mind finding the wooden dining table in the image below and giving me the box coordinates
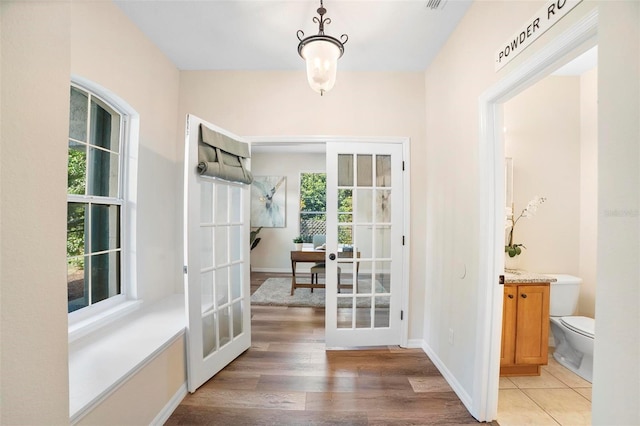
[290,250,359,295]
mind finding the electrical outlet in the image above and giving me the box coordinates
[448,328,454,345]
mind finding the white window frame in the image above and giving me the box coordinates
[68,76,140,340]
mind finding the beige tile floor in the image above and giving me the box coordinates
[497,350,592,425]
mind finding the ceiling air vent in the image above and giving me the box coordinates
[426,0,448,10]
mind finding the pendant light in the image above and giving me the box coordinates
[296,0,348,96]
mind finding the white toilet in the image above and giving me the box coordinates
[547,273,595,383]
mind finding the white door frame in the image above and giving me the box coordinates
[247,135,411,347]
[474,10,598,420]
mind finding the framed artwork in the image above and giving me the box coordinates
[251,176,286,227]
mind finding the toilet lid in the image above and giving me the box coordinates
[561,316,595,338]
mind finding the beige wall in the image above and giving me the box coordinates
[178,70,427,339]
[1,2,72,423]
[250,152,326,272]
[504,76,581,275]
[424,0,639,422]
[1,1,186,423]
[71,1,182,303]
[579,67,598,318]
[504,70,598,318]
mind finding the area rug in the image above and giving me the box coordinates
[251,277,388,308]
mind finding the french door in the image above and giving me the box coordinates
[325,142,405,347]
[183,114,251,392]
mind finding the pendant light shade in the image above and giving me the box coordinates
[297,1,348,96]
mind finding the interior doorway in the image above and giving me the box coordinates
[474,10,598,421]
[497,45,598,424]
[247,137,411,348]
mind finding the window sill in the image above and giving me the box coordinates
[68,294,185,423]
[69,298,143,343]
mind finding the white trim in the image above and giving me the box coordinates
[151,382,188,426]
[405,338,424,349]
[421,341,473,413]
[475,10,598,421]
[68,299,142,343]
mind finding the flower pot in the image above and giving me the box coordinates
[505,253,521,271]
[294,243,303,251]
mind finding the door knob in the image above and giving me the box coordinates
[508,294,514,299]
[329,253,336,260]
[521,293,527,298]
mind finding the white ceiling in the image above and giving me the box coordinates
[114,0,473,72]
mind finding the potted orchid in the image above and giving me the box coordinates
[505,196,547,263]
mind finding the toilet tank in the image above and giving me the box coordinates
[546,274,582,316]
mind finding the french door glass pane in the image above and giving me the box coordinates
[230,186,242,222]
[355,304,373,328]
[357,154,373,187]
[202,313,217,358]
[338,225,353,246]
[200,227,214,270]
[337,299,354,328]
[375,226,392,259]
[376,155,391,187]
[230,225,242,262]
[69,87,88,142]
[374,297,391,327]
[215,227,228,266]
[232,302,243,338]
[230,263,242,300]
[376,261,392,293]
[338,154,353,186]
[376,190,391,223]
[215,186,229,224]
[355,225,373,258]
[219,307,231,348]
[201,270,214,313]
[68,141,87,195]
[200,180,214,223]
[355,189,373,222]
[216,267,229,307]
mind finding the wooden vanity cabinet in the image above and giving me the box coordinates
[500,283,550,376]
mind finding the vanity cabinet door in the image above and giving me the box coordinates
[514,284,549,365]
[500,286,518,366]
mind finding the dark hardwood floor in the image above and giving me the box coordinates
[166,272,486,425]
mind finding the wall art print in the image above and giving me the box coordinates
[251,176,286,227]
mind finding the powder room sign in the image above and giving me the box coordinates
[495,0,583,71]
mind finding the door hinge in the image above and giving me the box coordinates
[499,274,505,285]
[401,310,404,320]
[183,265,188,274]
[402,235,405,246]
[402,161,405,171]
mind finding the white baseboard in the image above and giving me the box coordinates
[405,338,424,348]
[151,382,187,425]
[419,341,474,416]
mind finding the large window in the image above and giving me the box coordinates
[67,85,124,313]
[299,173,326,243]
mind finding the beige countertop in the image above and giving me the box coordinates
[504,270,557,284]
